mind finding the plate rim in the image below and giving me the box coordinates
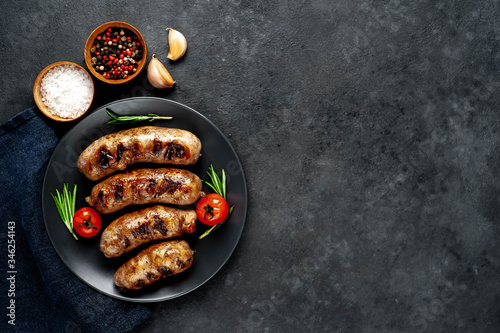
[41,96,248,302]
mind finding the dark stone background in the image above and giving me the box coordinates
[2,0,500,332]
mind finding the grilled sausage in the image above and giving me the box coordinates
[86,168,204,214]
[100,205,197,258]
[78,126,202,181]
[114,240,194,290]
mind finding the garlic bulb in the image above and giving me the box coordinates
[147,55,175,89]
[167,28,187,61]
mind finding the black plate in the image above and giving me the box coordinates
[41,97,247,302]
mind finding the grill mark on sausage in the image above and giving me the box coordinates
[98,147,113,168]
[114,182,123,201]
[164,142,186,160]
[162,178,182,195]
[132,143,140,157]
[146,178,157,195]
[116,143,125,162]
[123,236,131,248]
[153,177,183,198]
[132,223,151,239]
[153,139,162,156]
[152,215,169,236]
[98,190,104,204]
[159,266,172,276]
[176,259,186,269]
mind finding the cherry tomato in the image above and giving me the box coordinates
[196,193,229,225]
[73,207,102,238]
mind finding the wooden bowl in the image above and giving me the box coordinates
[33,61,95,122]
[84,21,147,84]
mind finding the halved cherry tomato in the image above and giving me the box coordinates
[73,207,102,238]
[196,193,229,225]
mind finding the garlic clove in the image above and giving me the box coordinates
[147,55,175,89]
[167,28,187,61]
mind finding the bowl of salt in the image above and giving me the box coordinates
[33,61,95,122]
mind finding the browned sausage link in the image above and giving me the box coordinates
[114,240,194,290]
[86,168,204,214]
[100,205,197,258]
[77,126,202,181]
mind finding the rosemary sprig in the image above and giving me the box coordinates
[50,183,78,240]
[106,108,173,128]
[199,165,234,239]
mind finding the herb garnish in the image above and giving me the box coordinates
[50,183,78,240]
[106,108,173,128]
[199,165,235,239]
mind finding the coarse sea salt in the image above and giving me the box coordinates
[40,64,93,119]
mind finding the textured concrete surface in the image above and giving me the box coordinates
[2,0,500,332]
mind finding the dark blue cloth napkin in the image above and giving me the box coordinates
[0,108,151,332]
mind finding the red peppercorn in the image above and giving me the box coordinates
[124,75,128,79]
[107,61,112,66]
[126,36,131,41]
[105,74,110,79]
[95,52,100,55]
[97,35,102,40]
[112,38,118,43]
[107,27,112,32]
[119,54,124,59]
[136,42,141,46]
[109,55,115,60]
[114,59,119,63]
[106,31,111,37]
